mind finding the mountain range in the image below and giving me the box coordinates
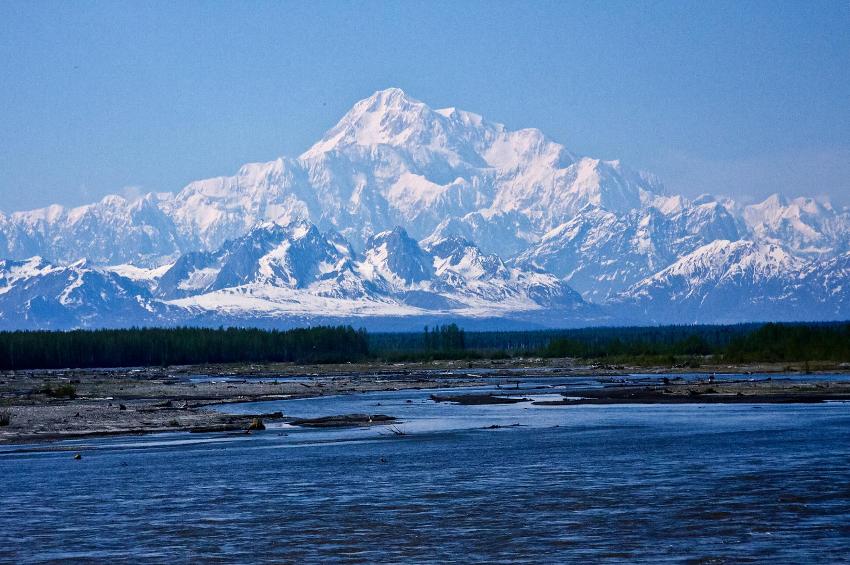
[1,88,848,330]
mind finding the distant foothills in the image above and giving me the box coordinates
[1,322,848,371]
[1,88,848,330]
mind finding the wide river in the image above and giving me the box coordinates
[2,373,850,563]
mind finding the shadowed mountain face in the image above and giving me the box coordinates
[0,258,167,330]
[0,89,848,329]
[0,223,595,330]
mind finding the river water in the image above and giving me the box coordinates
[2,374,850,563]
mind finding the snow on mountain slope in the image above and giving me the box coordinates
[156,221,370,301]
[165,158,318,251]
[0,257,163,329]
[0,88,847,328]
[295,88,659,245]
[0,217,841,329]
[0,88,664,263]
[0,256,59,288]
[615,240,806,323]
[3,87,846,268]
[0,194,183,266]
[358,227,435,290]
[783,251,850,319]
[743,194,850,256]
[513,197,743,301]
[166,224,590,322]
[423,210,540,257]
[426,235,584,309]
[49,219,572,329]
[105,263,173,293]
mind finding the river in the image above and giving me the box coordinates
[2,374,850,563]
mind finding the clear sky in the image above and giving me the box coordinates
[1,0,848,212]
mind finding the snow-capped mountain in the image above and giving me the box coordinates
[615,240,807,323]
[512,196,743,301]
[0,88,663,263]
[0,194,184,266]
[158,221,362,299]
[0,221,588,330]
[162,88,663,254]
[615,240,850,324]
[0,257,164,329]
[0,88,847,329]
[158,223,594,329]
[359,227,435,290]
[785,251,850,320]
[741,194,850,257]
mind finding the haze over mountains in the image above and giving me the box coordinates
[1,88,848,330]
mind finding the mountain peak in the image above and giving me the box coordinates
[367,226,417,248]
[761,193,789,208]
[362,226,433,286]
[367,86,412,103]
[1,89,848,328]
[302,88,435,157]
[348,87,424,120]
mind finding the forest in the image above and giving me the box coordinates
[0,322,848,370]
[371,322,850,364]
[538,323,850,363]
[0,326,369,370]
[369,323,757,360]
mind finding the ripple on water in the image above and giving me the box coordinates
[2,376,850,562]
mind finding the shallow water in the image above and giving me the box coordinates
[2,374,850,563]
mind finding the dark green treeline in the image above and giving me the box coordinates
[0,326,369,370]
[724,323,850,363]
[371,322,850,363]
[542,323,850,362]
[423,324,466,351]
[0,322,848,370]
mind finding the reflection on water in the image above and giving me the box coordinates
[2,374,850,563]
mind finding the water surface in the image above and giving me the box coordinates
[2,373,850,563]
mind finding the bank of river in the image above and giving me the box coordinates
[3,360,850,444]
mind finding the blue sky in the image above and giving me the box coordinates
[1,0,848,211]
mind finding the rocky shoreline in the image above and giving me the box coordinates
[1,358,848,444]
[0,361,487,444]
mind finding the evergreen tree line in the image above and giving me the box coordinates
[423,324,466,351]
[542,332,719,358]
[370,322,850,363]
[535,324,756,355]
[724,323,850,362]
[0,326,369,370]
[0,322,847,370]
[369,327,570,352]
[542,323,850,362]
[369,324,757,358]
